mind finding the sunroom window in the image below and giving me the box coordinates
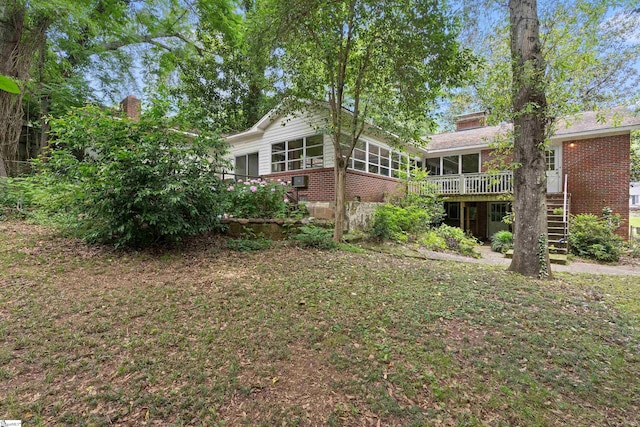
[271,135,324,173]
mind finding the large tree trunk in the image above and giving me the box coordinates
[0,3,26,176]
[0,3,49,176]
[507,0,552,278]
[333,157,347,242]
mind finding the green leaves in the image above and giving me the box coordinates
[37,103,230,247]
[0,75,20,94]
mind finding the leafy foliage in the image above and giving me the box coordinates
[256,0,474,241]
[431,224,481,258]
[370,195,445,242]
[291,225,336,249]
[36,105,228,247]
[0,75,19,94]
[491,230,514,254]
[568,212,623,262]
[222,178,293,219]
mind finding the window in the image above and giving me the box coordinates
[426,153,481,175]
[235,152,259,179]
[443,155,459,175]
[545,149,556,171]
[462,154,480,174]
[340,136,413,178]
[427,158,440,175]
[271,135,324,173]
[445,202,460,220]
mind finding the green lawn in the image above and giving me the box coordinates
[630,215,640,227]
[1,220,640,426]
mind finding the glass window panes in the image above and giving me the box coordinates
[462,154,479,174]
[235,155,247,177]
[545,150,555,171]
[307,135,323,146]
[270,135,324,172]
[289,139,303,149]
[443,156,459,175]
[427,158,440,175]
[353,160,366,171]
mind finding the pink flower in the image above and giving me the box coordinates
[223,213,229,219]
[281,182,287,186]
[271,188,276,192]
[227,185,234,191]
[250,186,258,192]
[284,198,289,203]
[237,179,243,183]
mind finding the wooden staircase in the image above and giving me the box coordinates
[546,193,569,264]
[505,193,570,265]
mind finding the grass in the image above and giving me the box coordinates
[630,216,640,227]
[1,220,640,426]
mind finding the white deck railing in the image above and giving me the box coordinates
[408,171,513,196]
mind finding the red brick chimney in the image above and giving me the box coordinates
[120,95,141,121]
[455,111,487,131]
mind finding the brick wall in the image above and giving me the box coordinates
[345,170,403,202]
[120,95,141,121]
[563,135,630,238]
[267,168,335,201]
[264,167,403,203]
[481,149,513,172]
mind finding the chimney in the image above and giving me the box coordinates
[455,111,487,131]
[120,95,141,121]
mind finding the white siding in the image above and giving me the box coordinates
[225,110,410,176]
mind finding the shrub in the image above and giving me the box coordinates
[417,230,447,251]
[491,230,513,253]
[36,105,228,247]
[568,212,622,262]
[435,224,481,258]
[291,225,336,249]
[370,195,444,242]
[222,178,292,219]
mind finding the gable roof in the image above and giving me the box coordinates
[425,108,640,153]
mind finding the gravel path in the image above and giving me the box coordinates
[416,245,640,277]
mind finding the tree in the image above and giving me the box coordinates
[174,0,277,133]
[446,0,640,277]
[0,0,203,177]
[507,0,551,278]
[257,0,473,241]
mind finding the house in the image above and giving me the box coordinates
[420,109,640,241]
[225,106,640,239]
[224,108,418,217]
[631,182,640,211]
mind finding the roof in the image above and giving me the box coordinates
[426,108,640,153]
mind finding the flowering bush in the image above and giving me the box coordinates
[222,178,292,219]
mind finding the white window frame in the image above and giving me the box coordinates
[271,135,324,173]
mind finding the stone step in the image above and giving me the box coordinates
[505,250,569,265]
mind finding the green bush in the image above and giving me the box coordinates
[417,230,447,251]
[34,105,229,247]
[370,195,444,242]
[568,212,622,262]
[418,225,480,258]
[435,224,481,258]
[291,225,336,249]
[222,178,293,219]
[491,230,513,253]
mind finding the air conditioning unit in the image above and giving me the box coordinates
[291,175,309,188]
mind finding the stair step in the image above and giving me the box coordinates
[505,250,569,265]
